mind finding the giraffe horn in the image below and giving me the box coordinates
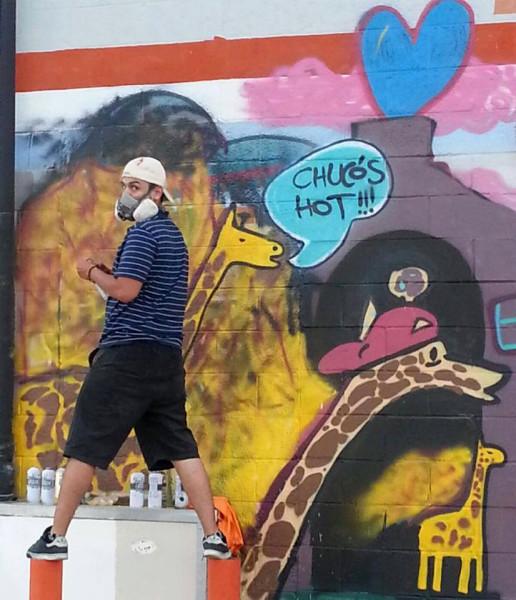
[359,299,377,341]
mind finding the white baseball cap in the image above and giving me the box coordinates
[121,156,173,202]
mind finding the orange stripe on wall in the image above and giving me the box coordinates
[15,23,516,93]
[495,0,516,14]
[474,22,516,62]
[16,34,357,93]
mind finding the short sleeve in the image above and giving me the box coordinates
[115,227,158,282]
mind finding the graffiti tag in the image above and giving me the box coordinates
[264,140,392,268]
[494,297,516,351]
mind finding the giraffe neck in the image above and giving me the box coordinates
[183,245,231,356]
[462,448,488,522]
[190,244,231,301]
[241,359,421,599]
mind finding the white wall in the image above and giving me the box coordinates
[16,0,514,53]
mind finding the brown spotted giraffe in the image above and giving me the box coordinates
[17,368,141,491]
[418,441,505,595]
[241,340,503,600]
[183,204,283,356]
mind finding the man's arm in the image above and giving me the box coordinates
[90,268,142,303]
[77,257,142,303]
[78,227,157,303]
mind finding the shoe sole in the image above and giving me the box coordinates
[203,549,232,559]
[26,552,68,561]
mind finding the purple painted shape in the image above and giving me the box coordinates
[484,507,516,553]
[458,167,516,211]
[477,239,516,283]
[303,115,516,597]
[486,552,516,597]
[482,461,516,507]
[313,117,516,360]
[313,117,516,287]
[281,526,313,592]
[483,371,516,418]
[482,417,516,462]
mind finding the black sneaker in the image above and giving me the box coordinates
[26,526,68,561]
[202,530,232,559]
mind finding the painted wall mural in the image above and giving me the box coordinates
[13,0,516,598]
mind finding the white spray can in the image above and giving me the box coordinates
[26,467,41,504]
[129,472,145,508]
[174,473,189,508]
[147,472,164,509]
[41,468,56,505]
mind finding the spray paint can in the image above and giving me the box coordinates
[174,473,189,508]
[41,468,56,505]
[26,467,41,504]
[129,472,145,508]
[55,467,65,502]
[147,472,164,509]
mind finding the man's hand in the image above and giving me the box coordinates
[77,257,96,280]
[76,256,140,302]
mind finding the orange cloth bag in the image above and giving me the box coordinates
[213,496,244,556]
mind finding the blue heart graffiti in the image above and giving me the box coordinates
[361,0,472,117]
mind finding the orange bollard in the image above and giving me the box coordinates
[207,557,240,600]
[29,560,63,600]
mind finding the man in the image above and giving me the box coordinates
[27,156,231,560]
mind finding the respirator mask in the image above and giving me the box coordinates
[114,190,159,223]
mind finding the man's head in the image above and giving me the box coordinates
[121,156,173,203]
[116,156,174,222]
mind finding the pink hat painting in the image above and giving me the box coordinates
[318,307,438,374]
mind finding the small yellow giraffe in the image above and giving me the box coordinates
[183,204,283,355]
[418,441,505,595]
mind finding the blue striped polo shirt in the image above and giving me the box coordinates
[99,210,188,349]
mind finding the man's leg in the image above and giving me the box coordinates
[53,458,95,536]
[174,457,217,535]
[27,458,95,560]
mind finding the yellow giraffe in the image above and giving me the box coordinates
[183,204,283,356]
[418,441,505,595]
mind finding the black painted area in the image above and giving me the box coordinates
[302,232,485,383]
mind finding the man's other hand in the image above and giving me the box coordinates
[77,257,96,280]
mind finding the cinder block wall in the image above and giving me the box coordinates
[13,1,516,598]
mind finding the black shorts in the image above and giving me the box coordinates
[64,342,199,470]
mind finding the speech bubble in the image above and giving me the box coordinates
[264,140,392,268]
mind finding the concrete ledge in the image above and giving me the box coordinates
[0,501,200,523]
[0,503,206,599]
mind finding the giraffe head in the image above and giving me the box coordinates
[477,442,505,466]
[217,205,284,268]
[319,307,504,402]
[399,340,503,402]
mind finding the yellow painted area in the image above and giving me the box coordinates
[14,161,334,529]
[357,446,472,536]
[16,161,225,375]
[183,260,334,527]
